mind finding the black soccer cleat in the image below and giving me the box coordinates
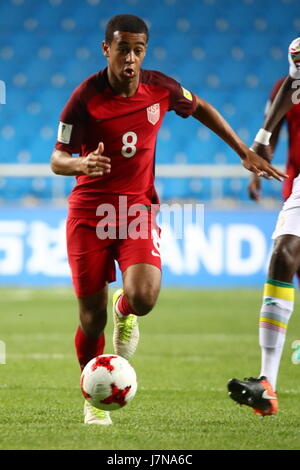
[227,376,278,416]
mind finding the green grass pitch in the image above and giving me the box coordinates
[1,287,300,450]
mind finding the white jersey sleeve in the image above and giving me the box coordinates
[288,37,300,79]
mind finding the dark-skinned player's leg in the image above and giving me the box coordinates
[258,235,300,387]
[228,234,300,416]
[112,263,161,360]
[268,235,300,283]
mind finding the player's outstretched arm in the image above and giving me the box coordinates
[192,95,287,181]
[50,142,111,177]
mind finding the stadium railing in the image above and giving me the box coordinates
[0,163,285,203]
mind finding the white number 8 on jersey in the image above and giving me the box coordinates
[122,131,137,158]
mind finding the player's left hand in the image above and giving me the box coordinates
[241,147,287,181]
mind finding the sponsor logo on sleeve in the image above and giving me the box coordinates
[57,122,73,144]
[181,86,193,101]
[147,103,160,125]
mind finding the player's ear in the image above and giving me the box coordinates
[102,40,110,58]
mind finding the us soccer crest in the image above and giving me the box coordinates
[147,103,160,125]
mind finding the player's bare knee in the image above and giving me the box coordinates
[127,288,158,316]
[270,241,296,278]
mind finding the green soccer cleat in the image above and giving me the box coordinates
[83,401,112,425]
[112,288,139,361]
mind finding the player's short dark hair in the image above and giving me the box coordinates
[105,14,149,43]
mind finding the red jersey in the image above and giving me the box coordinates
[269,77,300,200]
[55,67,197,216]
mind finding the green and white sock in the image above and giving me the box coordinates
[259,279,294,389]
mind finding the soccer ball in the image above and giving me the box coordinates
[80,354,137,411]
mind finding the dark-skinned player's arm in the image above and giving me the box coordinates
[50,142,111,177]
[249,37,300,199]
[248,120,283,202]
[191,95,287,182]
[250,75,295,164]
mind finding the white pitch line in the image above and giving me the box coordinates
[6,353,71,359]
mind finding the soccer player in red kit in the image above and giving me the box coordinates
[51,14,286,425]
[228,38,300,417]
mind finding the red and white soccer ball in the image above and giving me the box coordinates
[80,354,137,411]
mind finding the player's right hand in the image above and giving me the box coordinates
[81,142,111,177]
[241,147,286,182]
[245,140,287,182]
[248,174,261,202]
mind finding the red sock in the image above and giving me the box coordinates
[117,293,136,316]
[75,326,105,371]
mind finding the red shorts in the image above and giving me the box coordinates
[66,211,161,298]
